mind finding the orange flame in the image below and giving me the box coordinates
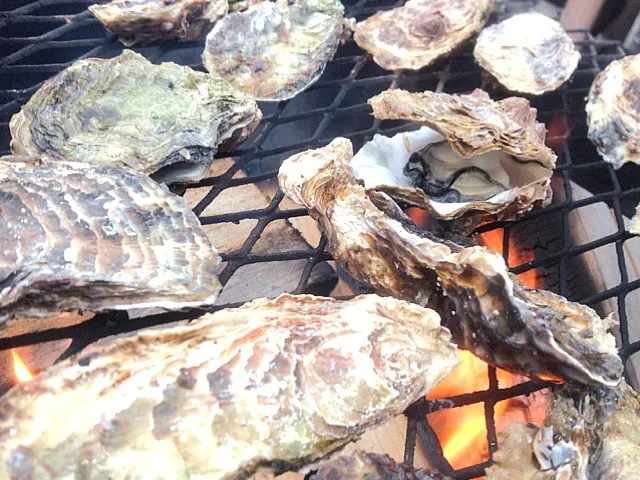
[11,349,34,383]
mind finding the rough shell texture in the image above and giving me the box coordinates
[0,294,457,479]
[353,0,494,70]
[586,54,640,169]
[10,50,262,184]
[278,138,622,387]
[0,156,222,324]
[202,0,345,101]
[89,0,228,46]
[474,13,580,95]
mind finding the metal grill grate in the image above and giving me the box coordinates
[1,0,640,478]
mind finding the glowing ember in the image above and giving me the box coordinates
[11,349,34,383]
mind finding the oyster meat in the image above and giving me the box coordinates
[0,294,458,479]
[202,0,345,101]
[474,13,580,95]
[586,54,640,168]
[353,0,494,71]
[10,50,262,184]
[0,156,222,323]
[351,89,555,231]
[89,0,228,46]
[279,138,622,387]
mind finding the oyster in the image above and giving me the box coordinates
[351,89,555,231]
[0,156,221,323]
[278,138,622,387]
[10,50,262,184]
[0,294,458,479]
[586,54,640,168]
[89,0,228,46]
[202,0,345,101]
[353,0,494,71]
[474,13,580,95]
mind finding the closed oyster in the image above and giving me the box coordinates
[474,13,580,95]
[10,50,262,184]
[202,0,345,101]
[0,294,458,479]
[278,138,622,387]
[353,0,494,71]
[586,54,640,168]
[352,89,555,231]
[89,0,228,46]
[0,156,221,323]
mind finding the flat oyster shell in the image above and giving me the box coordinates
[279,138,622,387]
[89,0,228,46]
[202,0,345,101]
[10,50,262,184]
[586,54,640,168]
[353,0,494,71]
[0,156,221,323]
[0,294,457,479]
[474,13,580,95]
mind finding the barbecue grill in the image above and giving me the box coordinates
[1,0,639,478]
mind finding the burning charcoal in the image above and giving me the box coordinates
[353,0,494,71]
[0,294,458,479]
[474,13,580,95]
[9,50,262,184]
[0,156,222,323]
[278,138,623,387]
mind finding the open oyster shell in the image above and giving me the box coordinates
[474,13,580,95]
[353,0,494,71]
[89,0,228,46]
[202,0,345,101]
[10,50,261,184]
[279,138,622,387]
[352,89,555,231]
[586,54,640,168]
[0,294,457,479]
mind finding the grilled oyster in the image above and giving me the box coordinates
[279,138,622,387]
[0,156,221,324]
[202,0,345,101]
[586,54,640,168]
[89,0,228,46]
[474,13,580,95]
[0,294,457,479]
[10,50,261,184]
[353,0,494,71]
[351,89,555,231]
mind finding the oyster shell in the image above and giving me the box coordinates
[202,0,345,101]
[89,0,228,46]
[586,54,640,168]
[352,89,555,231]
[474,13,580,95]
[0,294,458,479]
[10,50,262,184]
[353,0,494,71]
[0,156,221,323]
[278,138,622,387]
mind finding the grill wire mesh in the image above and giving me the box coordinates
[1,0,639,477]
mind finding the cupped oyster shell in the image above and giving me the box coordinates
[352,89,555,231]
[474,12,580,95]
[202,0,345,101]
[353,0,494,71]
[0,294,457,479]
[89,0,228,46]
[0,156,221,324]
[586,54,640,169]
[279,138,622,387]
[10,50,262,184]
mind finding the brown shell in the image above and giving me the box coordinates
[0,294,457,479]
[586,54,640,169]
[354,0,494,70]
[278,138,622,387]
